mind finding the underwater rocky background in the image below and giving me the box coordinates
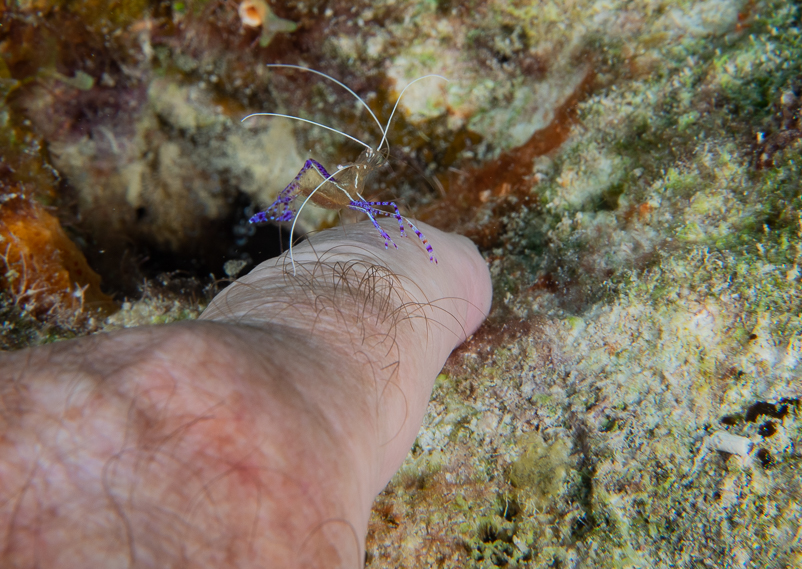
[2,0,801,566]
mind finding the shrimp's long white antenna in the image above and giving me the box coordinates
[288,165,355,275]
[241,113,373,152]
[377,75,449,155]
[266,64,386,141]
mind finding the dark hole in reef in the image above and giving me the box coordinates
[570,513,597,542]
[721,366,745,380]
[136,192,292,283]
[477,519,515,545]
[473,520,517,567]
[497,497,521,521]
[81,191,292,299]
[745,401,782,422]
[136,222,289,281]
[435,0,454,14]
[478,520,499,544]
[491,549,512,567]
[745,400,796,422]
[720,415,740,426]
[600,417,617,432]
[758,421,778,437]
[756,448,772,468]
[593,182,625,211]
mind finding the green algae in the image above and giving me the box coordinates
[508,433,571,507]
[488,0,800,312]
[368,0,802,566]
[102,296,205,329]
[0,292,80,350]
[713,2,802,125]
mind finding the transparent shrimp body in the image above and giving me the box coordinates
[244,65,444,271]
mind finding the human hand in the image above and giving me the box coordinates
[0,219,491,568]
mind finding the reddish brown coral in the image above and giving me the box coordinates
[421,69,596,249]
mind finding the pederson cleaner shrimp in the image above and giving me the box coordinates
[243,64,447,273]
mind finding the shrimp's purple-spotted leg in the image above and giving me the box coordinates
[350,200,438,264]
[400,216,437,264]
[249,159,338,224]
[349,204,399,250]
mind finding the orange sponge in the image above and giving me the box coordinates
[0,196,114,316]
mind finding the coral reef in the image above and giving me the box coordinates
[2,0,802,565]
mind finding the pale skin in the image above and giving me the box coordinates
[0,219,492,568]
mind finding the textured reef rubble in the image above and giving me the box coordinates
[2,0,802,566]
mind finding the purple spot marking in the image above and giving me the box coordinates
[249,159,337,224]
[349,200,437,264]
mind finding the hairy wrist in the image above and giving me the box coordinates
[0,220,492,569]
[0,323,370,568]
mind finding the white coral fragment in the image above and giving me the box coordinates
[709,431,752,458]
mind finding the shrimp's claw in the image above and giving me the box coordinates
[249,159,339,224]
[248,181,297,223]
[349,199,438,264]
